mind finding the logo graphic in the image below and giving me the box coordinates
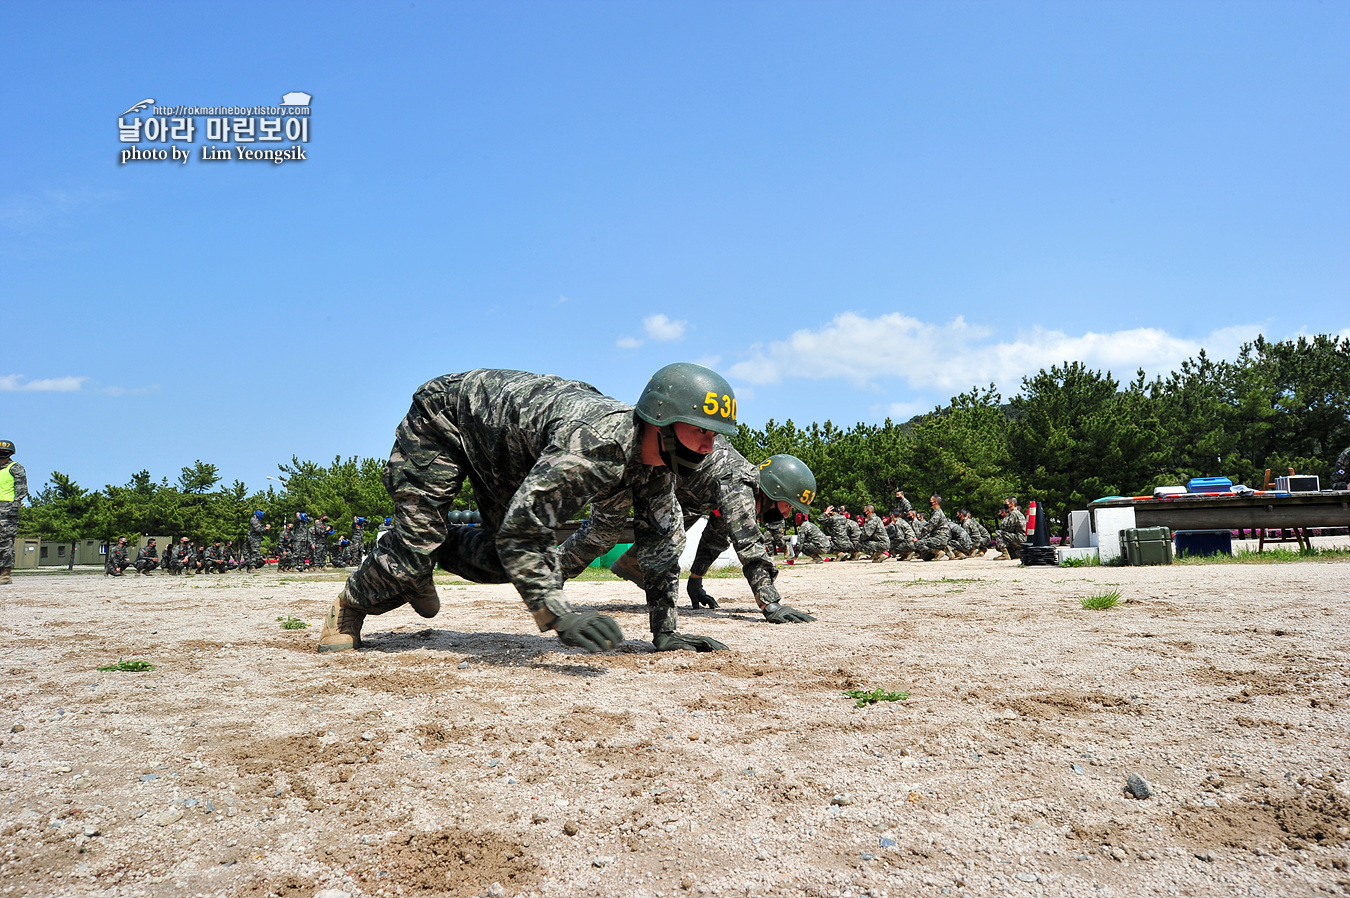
[116,92,313,166]
[120,98,155,116]
[281,91,312,106]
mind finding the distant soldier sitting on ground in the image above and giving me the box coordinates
[790,512,831,563]
[957,509,992,558]
[993,497,1027,560]
[858,505,890,562]
[134,538,161,574]
[105,537,131,576]
[914,495,952,561]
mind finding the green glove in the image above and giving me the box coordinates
[687,579,719,609]
[554,612,624,652]
[762,602,816,624]
[653,631,729,652]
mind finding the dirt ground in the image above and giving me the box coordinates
[2,553,1348,898]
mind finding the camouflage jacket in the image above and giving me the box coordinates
[796,519,831,554]
[962,516,990,545]
[107,544,129,569]
[846,517,861,545]
[891,515,916,543]
[946,521,973,551]
[999,507,1027,539]
[416,370,683,624]
[859,513,887,548]
[928,507,949,533]
[135,545,158,562]
[247,517,267,542]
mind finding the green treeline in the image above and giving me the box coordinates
[20,334,1350,546]
[727,334,1350,530]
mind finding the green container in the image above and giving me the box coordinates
[1120,527,1173,565]
[590,543,633,568]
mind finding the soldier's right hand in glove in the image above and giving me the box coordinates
[762,602,816,624]
[687,579,719,609]
[653,632,729,652]
[554,612,624,652]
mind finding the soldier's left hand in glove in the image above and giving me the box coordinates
[762,602,816,624]
[554,612,624,652]
[653,632,729,652]
[687,578,719,609]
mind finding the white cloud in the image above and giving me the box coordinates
[0,374,87,392]
[643,314,687,342]
[727,312,1278,396]
[616,336,643,349]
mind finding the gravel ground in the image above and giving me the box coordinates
[2,554,1348,898]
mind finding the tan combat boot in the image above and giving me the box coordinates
[870,552,887,563]
[318,589,365,653]
[933,549,949,562]
[0,567,11,585]
[609,551,645,588]
[992,549,1010,561]
[409,579,440,619]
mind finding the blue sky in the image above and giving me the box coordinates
[2,1,1347,493]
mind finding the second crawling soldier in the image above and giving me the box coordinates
[600,449,817,623]
[319,363,739,655]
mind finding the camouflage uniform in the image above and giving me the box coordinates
[134,543,160,574]
[889,515,917,559]
[292,516,312,570]
[310,523,329,567]
[845,517,862,557]
[891,495,913,518]
[0,458,28,572]
[915,507,951,558]
[105,541,130,576]
[278,527,295,571]
[207,542,233,573]
[763,518,788,555]
[245,516,268,570]
[824,513,852,556]
[1333,446,1350,491]
[351,519,368,566]
[945,520,973,555]
[579,438,785,612]
[996,507,1028,556]
[858,512,889,558]
[165,542,189,574]
[346,370,683,636]
[794,519,831,560]
[962,515,992,554]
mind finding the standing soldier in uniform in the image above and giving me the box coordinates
[244,511,270,571]
[993,497,1027,560]
[278,523,295,571]
[292,513,312,571]
[105,537,131,576]
[602,449,817,623]
[0,440,29,585]
[134,538,161,574]
[351,516,369,566]
[858,505,890,562]
[310,515,331,568]
[319,363,737,655]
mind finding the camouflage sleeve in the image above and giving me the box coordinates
[557,486,632,581]
[11,463,27,502]
[496,426,631,628]
[718,480,781,608]
[630,469,683,609]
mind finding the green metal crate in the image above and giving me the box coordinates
[1120,527,1173,565]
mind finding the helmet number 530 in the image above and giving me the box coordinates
[703,391,736,419]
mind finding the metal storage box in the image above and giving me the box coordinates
[1174,529,1232,557]
[1275,475,1319,493]
[1120,526,1173,565]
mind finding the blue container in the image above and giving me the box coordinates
[1174,530,1233,557]
[1187,477,1233,493]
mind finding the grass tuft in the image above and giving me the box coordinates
[1175,547,1350,565]
[1059,555,1101,567]
[97,658,155,672]
[1080,590,1121,610]
[844,687,910,708]
[277,615,310,630]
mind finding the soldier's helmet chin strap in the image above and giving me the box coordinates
[658,425,709,480]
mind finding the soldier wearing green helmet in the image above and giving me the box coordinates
[320,364,735,656]
[0,440,28,586]
[584,448,818,624]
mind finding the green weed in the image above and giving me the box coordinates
[1175,547,1350,565]
[97,658,156,672]
[277,615,310,630]
[1080,590,1121,610]
[844,688,910,708]
[1059,555,1101,567]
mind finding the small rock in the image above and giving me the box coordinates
[184,798,199,808]
[458,661,471,670]
[1196,850,1214,862]
[204,800,216,813]
[138,774,159,782]
[900,757,918,770]
[1109,847,1126,861]
[830,793,854,806]
[313,890,352,898]
[1124,773,1153,800]
[996,709,1017,721]
[191,760,204,769]
[592,855,614,868]
[156,808,184,826]
[1202,798,1219,808]
[1015,872,1039,883]
[879,837,897,848]
[487,884,506,898]
[361,731,376,742]
[861,851,875,861]
[1071,764,1085,775]
[83,826,99,837]
[10,724,24,733]
[487,759,500,768]
[563,821,579,836]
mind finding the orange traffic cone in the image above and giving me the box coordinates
[1021,499,1058,566]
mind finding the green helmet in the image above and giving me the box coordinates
[0,440,12,456]
[757,454,817,515]
[635,363,738,436]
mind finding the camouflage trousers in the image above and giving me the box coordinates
[763,522,788,555]
[858,535,889,557]
[0,506,17,568]
[244,537,264,569]
[134,558,160,574]
[914,533,950,559]
[795,533,830,559]
[994,530,1026,556]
